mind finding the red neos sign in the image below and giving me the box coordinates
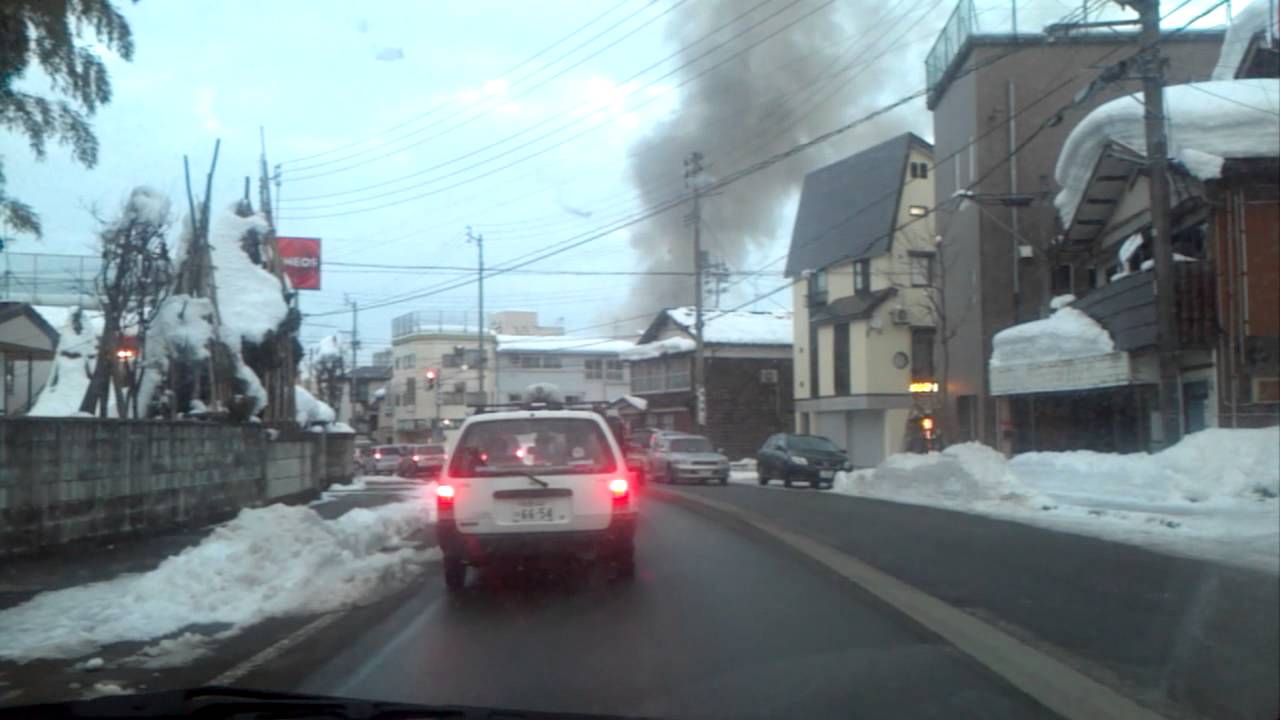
[277,237,321,290]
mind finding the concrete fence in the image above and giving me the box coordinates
[0,417,354,557]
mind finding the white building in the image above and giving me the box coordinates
[390,312,496,444]
[495,335,634,405]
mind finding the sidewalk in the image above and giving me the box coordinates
[668,483,1279,720]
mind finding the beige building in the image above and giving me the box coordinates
[787,133,939,467]
[390,312,496,444]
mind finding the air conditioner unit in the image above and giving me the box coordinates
[760,368,779,384]
[889,307,911,325]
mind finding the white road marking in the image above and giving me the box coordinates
[652,487,1165,720]
[206,613,342,687]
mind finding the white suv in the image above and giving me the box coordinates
[434,408,637,591]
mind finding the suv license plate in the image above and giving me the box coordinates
[819,470,835,479]
[503,499,569,525]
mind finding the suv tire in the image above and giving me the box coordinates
[758,466,769,485]
[443,556,466,592]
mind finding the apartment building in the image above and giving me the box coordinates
[389,312,495,444]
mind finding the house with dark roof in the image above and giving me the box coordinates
[620,307,793,459]
[0,302,60,416]
[788,132,940,467]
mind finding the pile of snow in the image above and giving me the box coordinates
[990,307,1115,367]
[618,394,648,411]
[1212,0,1278,81]
[1056,79,1280,227]
[621,336,696,360]
[495,334,635,354]
[0,500,436,662]
[208,207,288,346]
[665,307,792,345]
[295,385,336,426]
[28,308,115,417]
[827,429,1280,572]
[119,186,170,227]
[1048,294,1076,310]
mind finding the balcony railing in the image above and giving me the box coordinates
[925,0,977,94]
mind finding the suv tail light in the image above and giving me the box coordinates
[608,478,629,501]
[374,451,383,460]
[437,484,456,501]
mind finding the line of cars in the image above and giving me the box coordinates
[626,428,730,485]
[354,443,448,478]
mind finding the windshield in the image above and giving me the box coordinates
[787,436,839,453]
[669,437,714,453]
[374,446,401,456]
[448,418,616,477]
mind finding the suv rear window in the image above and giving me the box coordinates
[449,418,616,477]
[375,446,402,456]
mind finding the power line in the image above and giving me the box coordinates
[279,0,829,217]
[279,0,636,167]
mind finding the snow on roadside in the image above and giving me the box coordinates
[829,429,1280,573]
[0,500,437,663]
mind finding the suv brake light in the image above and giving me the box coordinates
[437,484,456,501]
[608,478,629,500]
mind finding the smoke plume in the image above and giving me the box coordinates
[621,0,941,319]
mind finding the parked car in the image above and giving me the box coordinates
[622,427,665,484]
[756,434,851,489]
[353,442,373,475]
[649,433,730,485]
[435,406,637,591]
[369,445,405,475]
[397,444,447,478]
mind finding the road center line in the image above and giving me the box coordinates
[650,487,1164,720]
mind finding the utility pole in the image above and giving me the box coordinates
[467,227,486,402]
[345,295,360,372]
[1127,0,1182,448]
[684,151,707,432]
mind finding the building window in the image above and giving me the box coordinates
[833,322,850,396]
[909,162,929,179]
[632,362,660,393]
[909,252,935,287]
[508,393,523,402]
[854,260,870,293]
[443,353,461,368]
[585,358,603,379]
[911,328,936,379]
[808,269,829,306]
[606,359,624,381]
[1052,264,1074,294]
[403,377,415,408]
[908,205,929,217]
[1087,266,1099,288]
[519,355,540,369]
[542,355,562,369]
[665,357,691,391]
[565,394,582,403]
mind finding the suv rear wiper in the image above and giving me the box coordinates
[0,685,653,718]
[516,470,550,488]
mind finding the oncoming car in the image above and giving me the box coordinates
[434,407,637,591]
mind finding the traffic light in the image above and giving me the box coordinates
[425,368,438,390]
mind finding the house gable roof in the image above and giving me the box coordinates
[786,132,932,278]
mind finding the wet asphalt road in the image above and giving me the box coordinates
[289,492,1055,720]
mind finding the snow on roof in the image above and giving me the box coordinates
[664,307,793,345]
[989,307,1116,368]
[1055,79,1280,227]
[495,334,635,354]
[620,336,696,361]
[315,334,344,360]
[1212,0,1277,81]
[208,206,288,346]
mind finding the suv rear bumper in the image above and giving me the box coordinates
[436,514,636,564]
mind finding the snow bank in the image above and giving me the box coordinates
[295,385,337,426]
[28,309,114,417]
[0,500,436,662]
[831,429,1280,572]
[666,307,792,345]
[621,336,696,360]
[1212,0,1277,80]
[208,206,288,346]
[990,307,1115,367]
[120,186,170,227]
[1056,79,1280,227]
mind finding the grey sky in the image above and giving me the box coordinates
[2,0,1231,361]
